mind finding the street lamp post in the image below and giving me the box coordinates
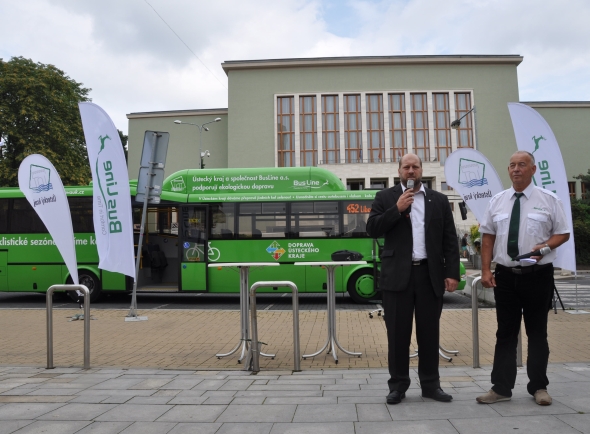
[173,117,221,169]
[450,106,478,151]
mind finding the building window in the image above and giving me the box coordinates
[322,95,340,164]
[277,96,295,167]
[455,93,474,148]
[300,95,317,167]
[346,179,364,190]
[388,93,406,163]
[366,94,384,162]
[370,178,388,189]
[568,182,576,199]
[441,181,453,191]
[582,182,587,200]
[344,94,362,163]
[411,93,430,161]
[433,93,451,163]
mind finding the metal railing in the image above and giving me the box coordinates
[471,276,522,369]
[46,285,90,369]
[249,281,300,373]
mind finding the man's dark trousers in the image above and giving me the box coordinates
[382,262,443,393]
[491,264,554,397]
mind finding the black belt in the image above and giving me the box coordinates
[496,263,552,275]
[411,259,428,266]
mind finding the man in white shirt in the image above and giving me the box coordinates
[367,153,459,404]
[477,151,570,406]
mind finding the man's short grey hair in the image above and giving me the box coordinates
[512,150,535,165]
[399,154,423,168]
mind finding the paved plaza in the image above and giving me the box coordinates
[1,301,590,433]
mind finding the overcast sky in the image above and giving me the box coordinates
[2,0,589,134]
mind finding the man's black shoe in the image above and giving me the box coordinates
[386,390,406,405]
[422,388,453,402]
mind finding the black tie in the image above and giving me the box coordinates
[507,192,524,260]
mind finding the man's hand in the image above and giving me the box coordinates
[481,269,496,288]
[445,278,458,292]
[396,189,414,213]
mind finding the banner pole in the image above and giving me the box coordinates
[127,132,159,320]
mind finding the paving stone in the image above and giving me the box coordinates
[12,420,91,434]
[218,379,255,390]
[75,422,133,434]
[157,405,227,423]
[216,422,273,434]
[119,421,177,434]
[162,396,207,405]
[270,422,355,434]
[231,397,265,405]
[293,404,357,422]
[128,379,173,390]
[100,396,134,404]
[0,403,66,420]
[0,396,74,403]
[37,403,117,420]
[27,388,85,396]
[356,403,392,422]
[0,420,34,434]
[234,390,323,398]
[553,395,590,413]
[125,397,173,405]
[95,404,174,422]
[265,396,337,405]
[167,423,221,434]
[556,414,590,434]
[216,404,296,423]
[387,401,500,420]
[450,415,582,434]
[88,379,148,390]
[70,396,110,404]
[204,396,234,405]
[355,420,460,434]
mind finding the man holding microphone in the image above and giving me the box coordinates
[367,153,459,404]
[477,151,570,405]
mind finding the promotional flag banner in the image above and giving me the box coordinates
[79,102,135,278]
[508,102,576,272]
[444,148,504,224]
[18,154,79,285]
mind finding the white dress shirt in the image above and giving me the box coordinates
[479,182,570,267]
[401,183,427,260]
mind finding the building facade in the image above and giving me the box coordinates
[127,55,590,227]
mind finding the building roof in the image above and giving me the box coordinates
[522,101,590,108]
[127,108,228,119]
[221,55,523,74]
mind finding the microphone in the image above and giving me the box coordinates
[513,246,551,261]
[405,179,414,215]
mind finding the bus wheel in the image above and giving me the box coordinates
[347,269,378,304]
[67,271,102,303]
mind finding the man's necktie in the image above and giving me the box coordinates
[507,192,524,260]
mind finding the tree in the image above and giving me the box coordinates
[574,170,590,201]
[0,57,91,186]
[118,129,128,163]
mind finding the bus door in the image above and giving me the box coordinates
[179,206,208,291]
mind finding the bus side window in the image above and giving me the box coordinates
[11,199,45,234]
[210,203,235,240]
[0,199,8,233]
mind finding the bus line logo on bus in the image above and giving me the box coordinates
[95,135,123,234]
[266,241,285,260]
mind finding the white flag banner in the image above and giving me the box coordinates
[79,102,135,278]
[444,148,504,224]
[508,102,576,272]
[18,154,78,285]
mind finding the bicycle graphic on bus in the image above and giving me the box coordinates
[184,241,221,262]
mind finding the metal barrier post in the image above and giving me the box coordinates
[46,284,90,369]
[249,281,300,373]
[471,276,482,368]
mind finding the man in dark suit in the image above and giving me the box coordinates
[367,153,460,404]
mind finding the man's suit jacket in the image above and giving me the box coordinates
[366,183,460,296]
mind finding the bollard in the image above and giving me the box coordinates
[47,284,90,369]
[249,281,300,373]
[471,276,482,368]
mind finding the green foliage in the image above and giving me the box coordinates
[0,56,91,186]
[571,199,590,265]
[118,129,128,163]
[469,224,481,253]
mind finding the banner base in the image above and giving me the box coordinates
[125,316,148,322]
[566,310,589,315]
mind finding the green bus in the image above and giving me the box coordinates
[0,166,465,303]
